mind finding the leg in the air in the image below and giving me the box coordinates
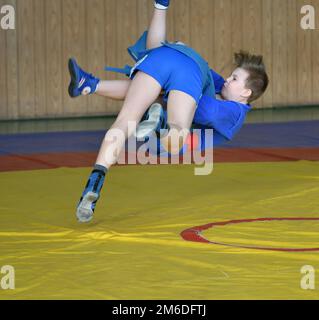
[160,90,196,155]
[147,1,170,49]
[68,58,131,100]
[76,71,162,222]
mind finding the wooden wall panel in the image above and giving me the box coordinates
[5,0,18,119]
[116,0,138,70]
[190,0,213,64]
[297,0,313,105]
[174,0,190,44]
[17,0,35,118]
[243,0,262,108]
[86,0,106,114]
[231,0,243,57]
[213,0,232,77]
[45,0,63,117]
[104,0,121,114]
[34,0,47,117]
[286,0,298,107]
[0,0,318,120]
[311,0,319,105]
[243,0,262,54]
[0,0,8,119]
[261,0,273,109]
[272,0,288,106]
[137,0,152,35]
[166,0,176,41]
[62,0,87,116]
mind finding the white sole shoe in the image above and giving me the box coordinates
[135,103,163,140]
[76,191,99,223]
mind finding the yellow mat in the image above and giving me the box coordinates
[1,161,319,300]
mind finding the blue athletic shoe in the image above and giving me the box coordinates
[68,58,100,98]
[135,103,167,140]
[154,0,170,10]
[76,168,106,223]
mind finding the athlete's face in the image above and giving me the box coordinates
[221,67,252,104]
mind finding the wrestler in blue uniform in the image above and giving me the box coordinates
[67,0,256,223]
[193,71,251,150]
[106,31,251,151]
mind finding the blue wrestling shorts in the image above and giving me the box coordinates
[130,46,204,105]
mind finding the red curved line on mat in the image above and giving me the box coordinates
[180,217,319,252]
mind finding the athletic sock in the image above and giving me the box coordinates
[91,165,107,194]
[93,164,108,175]
[80,164,108,203]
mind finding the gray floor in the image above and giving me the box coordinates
[1,105,319,135]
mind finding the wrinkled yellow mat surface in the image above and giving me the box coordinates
[1,161,319,300]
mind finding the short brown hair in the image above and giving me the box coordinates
[234,51,269,104]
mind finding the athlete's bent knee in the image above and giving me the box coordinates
[163,124,190,155]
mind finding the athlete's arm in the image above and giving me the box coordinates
[193,95,248,140]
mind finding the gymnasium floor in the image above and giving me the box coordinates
[0,107,319,300]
